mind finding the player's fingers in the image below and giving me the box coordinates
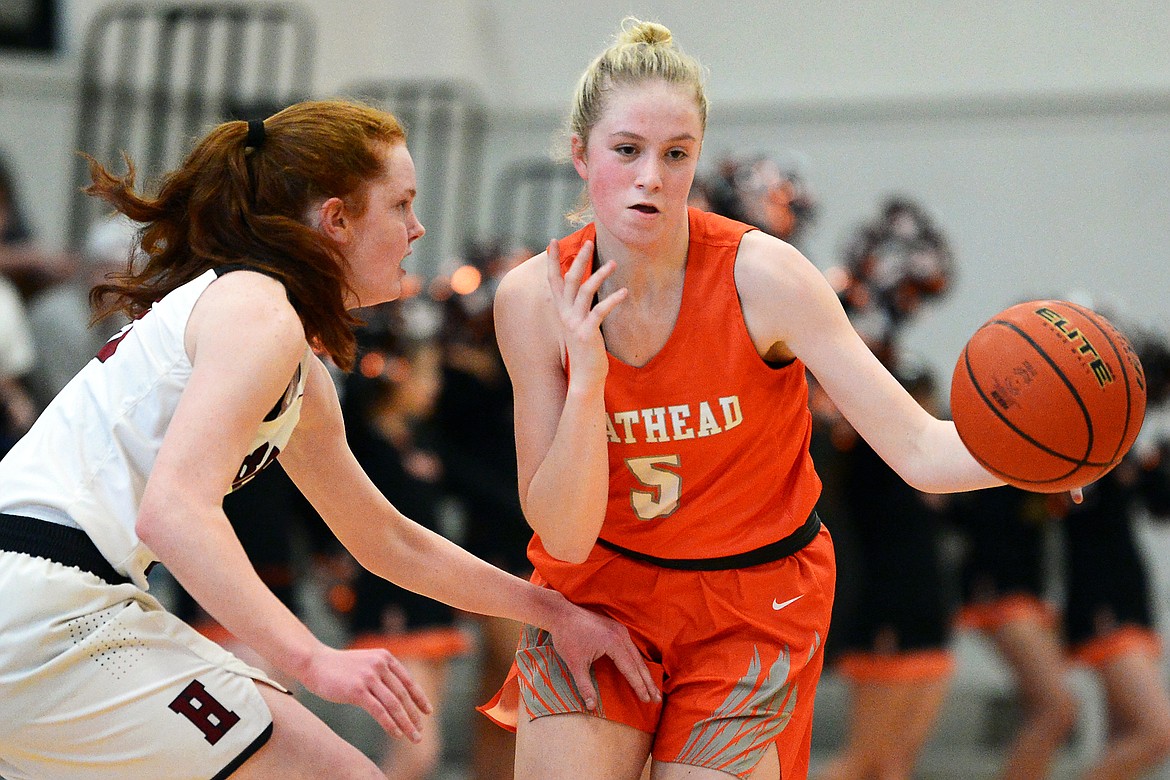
[576,257,615,304]
[374,672,425,735]
[360,686,421,743]
[562,240,594,298]
[616,651,659,704]
[564,661,599,711]
[382,655,433,717]
[586,287,628,327]
[1070,486,1084,504]
[603,634,659,703]
[367,678,428,743]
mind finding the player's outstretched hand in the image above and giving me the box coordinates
[299,645,433,742]
[545,592,661,710]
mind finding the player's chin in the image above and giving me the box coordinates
[379,282,404,304]
[353,280,403,308]
[379,268,406,299]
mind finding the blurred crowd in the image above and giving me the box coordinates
[5,137,1170,780]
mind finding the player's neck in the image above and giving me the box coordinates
[594,220,690,295]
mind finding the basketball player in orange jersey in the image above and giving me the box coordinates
[481,17,1080,780]
[0,99,657,780]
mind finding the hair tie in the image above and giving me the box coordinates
[245,119,266,151]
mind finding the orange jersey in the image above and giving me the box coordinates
[530,207,821,569]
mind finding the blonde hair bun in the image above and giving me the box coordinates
[617,17,672,47]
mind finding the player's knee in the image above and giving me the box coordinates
[357,761,392,780]
[247,689,385,779]
[1038,688,1079,738]
[1139,715,1170,766]
[382,732,443,778]
[876,752,917,780]
[874,759,913,780]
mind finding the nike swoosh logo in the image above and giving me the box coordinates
[772,596,803,611]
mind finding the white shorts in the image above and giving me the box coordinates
[0,550,284,780]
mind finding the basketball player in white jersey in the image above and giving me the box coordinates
[0,99,657,780]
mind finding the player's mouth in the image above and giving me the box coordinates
[630,203,659,214]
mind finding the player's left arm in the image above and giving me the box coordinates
[735,230,1002,494]
[281,358,502,592]
[280,358,659,707]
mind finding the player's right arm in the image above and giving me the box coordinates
[136,270,431,741]
[494,241,626,563]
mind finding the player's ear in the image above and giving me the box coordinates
[571,135,588,180]
[316,197,349,244]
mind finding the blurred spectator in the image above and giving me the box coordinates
[950,486,1077,780]
[432,241,530,780]
[0,150,77,298]
[432,242,529,576]
[814,364,957,780]
[950,315,1170,780]
[1128,324,1170,410]
[0,147,85,446]
[0,152,31,246]
[701,154,817,249]
[0,271,36,453]
[25,214,139,410]
[1052,319,1170,779]
[807,194,958,779]
[831,197,953,366]
[337,322,474,779]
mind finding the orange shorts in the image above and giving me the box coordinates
[956,594,1059,634]
[481,526,835,780]
[835,649,955,684]
[348,626,474,661]
[1071,625,1162,669]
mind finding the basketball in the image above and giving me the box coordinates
[950,299,1147,493]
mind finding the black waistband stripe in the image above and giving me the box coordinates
[597,509,821,571]
[0,513,130,585]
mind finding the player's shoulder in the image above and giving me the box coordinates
[191,266,305,351]
[735,230,819,292]
[206,264,290,294]
[493,251,562,361]
[495,250,551,307]
[203,267,298,318]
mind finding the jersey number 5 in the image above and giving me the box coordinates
[625,455,681,520]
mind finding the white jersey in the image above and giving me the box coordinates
[0,268,312,588]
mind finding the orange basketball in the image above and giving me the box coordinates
[950,299,1146,492]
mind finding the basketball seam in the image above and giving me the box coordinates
[965,321,1097,467]
[955,344,1088,488]
[1061,300,1139,467]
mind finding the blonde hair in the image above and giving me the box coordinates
[565,18,708,223]
[569,17,708,149]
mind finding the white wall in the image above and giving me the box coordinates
[3,0,1169,384]
[51,1,1170,105]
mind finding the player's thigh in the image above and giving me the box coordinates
[650,743,780,780]
[0,565,280,780]
[516,710,653,780]
[1098,650,1170,734]
[992,616,1070,702]
[233,685,384,780]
